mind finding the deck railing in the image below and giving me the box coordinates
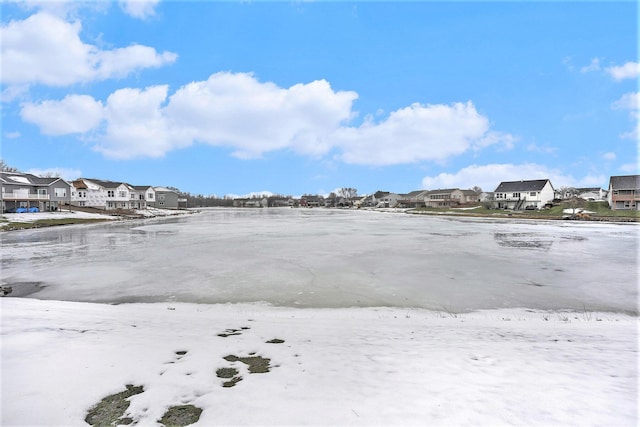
[1,192,50,201]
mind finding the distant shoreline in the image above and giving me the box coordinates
[1,205,638,232]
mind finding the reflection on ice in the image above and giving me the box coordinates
[1,208,638,313]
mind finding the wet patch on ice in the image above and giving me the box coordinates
[522,280,545,287]
[0,281,47,297]
[266,338,285,344]
[85,384,144,426]
[493,233,553,250]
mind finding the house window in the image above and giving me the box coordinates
[54,188,66,197]
[159,201,165,206]
[107,190,115,197]
[80,191,86,198]
[107,201,114,208]
[147,193,154,200]
[530,192,536,197]
[512,193,520,198]
[159,195,165,201]
[79,201,86,207]
[37,189,47,196]
[119,191,127,198]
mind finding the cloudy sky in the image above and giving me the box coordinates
[1,1,637,196]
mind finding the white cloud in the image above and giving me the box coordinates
[166,72,357,159]
[611,92,639,140]
[119,0,160,19]
[333,102,515,166]
[606,61,640,81]
[0,12,177,87]
[19,73,514,166]
[4,131,21,139]
[421,163,605,192]
[97,85,177,159]
[580,58,601,73]
[21,95,104,135]
[26,167,82,181]
[526,143,557,154]
[603,152,616,161]
[620,163,638,173]
[612,92,639,111]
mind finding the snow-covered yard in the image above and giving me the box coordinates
[1,299,637,426]
[1,210,117,223]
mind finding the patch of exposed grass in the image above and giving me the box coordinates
[158,404,203,427]
[85,384,144,426]
[216,367,239,379]
[1,217,109,231]
[223,354,271,373]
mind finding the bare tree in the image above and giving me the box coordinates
[0,159,18,172]
[563,196,586,218]
[471,186,482,195]
[338,187,358,199]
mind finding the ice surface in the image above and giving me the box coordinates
[1,208,638,313]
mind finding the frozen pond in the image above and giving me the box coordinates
[1,208,638,313]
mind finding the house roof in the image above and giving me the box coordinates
[154,186,179,193]
[402,190,427,198]
[494,179,552,193]
[0,172,68,187]
[132,185,153,191]
[85,179,132,189]
[609,175,640,190]
[427,188,462,194]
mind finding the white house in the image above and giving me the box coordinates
[72,179,135,210]
[493,179,555,210]
[131,186,155,210]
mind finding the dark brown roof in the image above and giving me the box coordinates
[609,175,640,190]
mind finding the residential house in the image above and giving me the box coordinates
[424,189,465,208]
[300,195,323,208]
[80,179,135,210]
[493,179,555,210]
[71,178,108,209]
[151,187,180,209]
[131,186,155,210]
[398,190,428,208]
[361,191,401,208]
[608,175,640,210]
[575,187,607,202]
[460,189,480,204]
[1,172,71,212]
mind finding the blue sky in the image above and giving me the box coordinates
[1,1,638,196]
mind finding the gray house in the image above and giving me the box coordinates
[1,172,71,213]
[608,175,640,210]
[150,187,180,209]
